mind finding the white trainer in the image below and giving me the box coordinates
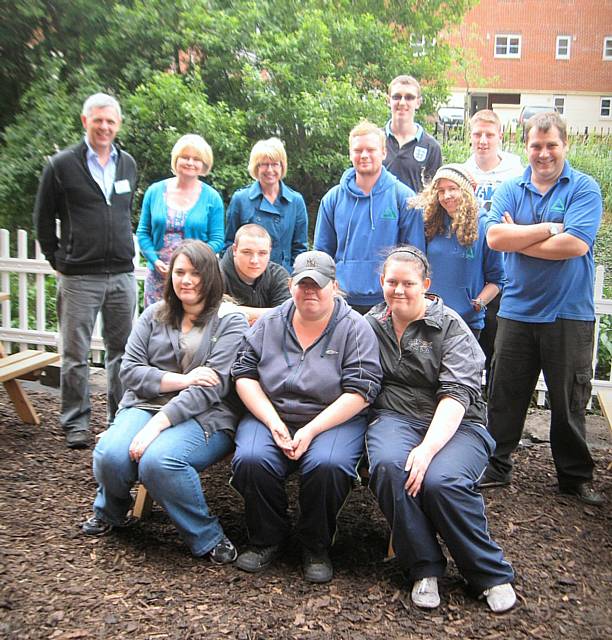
[411,577,440,609]
[483,583,516,613]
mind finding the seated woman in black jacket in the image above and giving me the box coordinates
[366,246,516,612]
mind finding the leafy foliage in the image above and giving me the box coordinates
[0,0,475,232]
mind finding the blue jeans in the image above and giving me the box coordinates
[231,413,366,550]
[367,411,514,591]
[57,272,136,431]
[93,408,233,556]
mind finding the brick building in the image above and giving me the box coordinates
[446,0,612,132]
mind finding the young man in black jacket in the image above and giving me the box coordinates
[220,224,290,325]
[34,93,138,449]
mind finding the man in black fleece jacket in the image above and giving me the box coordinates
[220,224,290,325]
[34,93,138,449]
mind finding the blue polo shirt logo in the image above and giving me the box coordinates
[551,198,565,213]
[381,208,398,220]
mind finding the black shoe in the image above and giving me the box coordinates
[81,515,136,536]
[66,430,91,449]
[302,548,333,584]
[479,469,512,489]
[235,545,279,573]
[209,536,238,565]
[559,483,604,506]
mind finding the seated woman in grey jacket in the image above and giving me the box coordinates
[230,251,382,583]
[81,241,248,563]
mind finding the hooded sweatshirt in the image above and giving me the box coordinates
[314,167,425,307]
[231,296,382,424]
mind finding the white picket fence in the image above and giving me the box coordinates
[1,227,612,403]
[0,228,147,363]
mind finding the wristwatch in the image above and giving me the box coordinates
[548,223,561,236]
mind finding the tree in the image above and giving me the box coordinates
[0,0,477,232]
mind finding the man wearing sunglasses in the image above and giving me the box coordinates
[383,75,442,193]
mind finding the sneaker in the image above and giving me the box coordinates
[209,536,238,565]
[483,583,516,613]
[302,548,333,583]
[559,483,604,506]
[81,515,136,536]
[235,545,279,573]
[411,577,440,609]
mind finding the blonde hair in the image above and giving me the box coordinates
[388,75,421,97]
[248,137,288,180]
[417,177,479,247]
[469,109,501,131]
[349,120,386,151]
[170,134,213,176]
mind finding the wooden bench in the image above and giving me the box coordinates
[129,451,235,519]
[0,343,60,425]
[597,389,612,434]
[597,389,612,470]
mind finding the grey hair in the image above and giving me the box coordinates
[81,93,122,119]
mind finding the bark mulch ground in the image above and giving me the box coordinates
[0,388,610,640]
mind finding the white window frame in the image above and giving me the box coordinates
[601,97,612,118]
[494,34,522,59]
[604,37,612,60]
[556,35,571,60]
[410,34,427,57]
[553,96,565,115]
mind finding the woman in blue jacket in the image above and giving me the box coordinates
[224,137,308,272]
[419,164,504,337]
[137,134,225,306]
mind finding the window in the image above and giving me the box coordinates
[409,34,436,57]
[604,37,612,60]
[553,96,565,115]
[495,34,521,59]
[601,97,611,118]
[556,36,571,60]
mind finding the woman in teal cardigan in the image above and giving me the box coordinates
[137,134,225,306]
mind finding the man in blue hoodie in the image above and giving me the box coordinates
[314,120,425,314]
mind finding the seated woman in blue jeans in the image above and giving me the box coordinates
[365,247,516,612]
[81,241,248,563]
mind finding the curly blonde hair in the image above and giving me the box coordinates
[416,179,479,247]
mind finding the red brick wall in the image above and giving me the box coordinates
[448,0,612,93]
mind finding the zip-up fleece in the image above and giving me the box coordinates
[33,140,138,274]
[314,167,425,307]
[366,295,487,425]
[119,302,249,436]
[232,296,382,424]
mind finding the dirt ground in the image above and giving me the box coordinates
[0,385,610,640]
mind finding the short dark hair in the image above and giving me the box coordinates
[157,240,224,328]
[525,111,568,145]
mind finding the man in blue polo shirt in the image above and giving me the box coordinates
[383,75,442,194]
[482,112,603,505]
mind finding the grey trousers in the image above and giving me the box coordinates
[57,273,137,432]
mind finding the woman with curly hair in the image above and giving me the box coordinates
[417,164,504,337]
